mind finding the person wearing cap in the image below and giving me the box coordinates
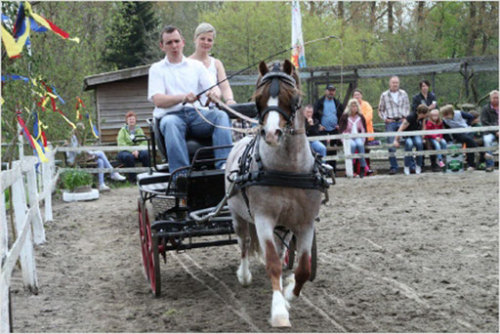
[148,25,232,175]
[377,76,410,175]
[313,84,344,172]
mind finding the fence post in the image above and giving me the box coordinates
[11,161,38,293]
[0,181,10,333]
[26,161,46,245]
[42,152,54,222]
[342,137,353,177]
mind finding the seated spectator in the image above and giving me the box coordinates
[441,104,477,170]
[394,104,429,175]
[480,90,498,172]
[468,110,488,170]
[117,111,150,182]
[424,109,447,168]
[66,123,126,192]
[303,104,327,159]
[338,99,368,178]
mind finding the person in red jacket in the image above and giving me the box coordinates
[424,109,447,168]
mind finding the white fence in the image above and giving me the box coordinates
[0,151,58,333]
[307,125,499,177]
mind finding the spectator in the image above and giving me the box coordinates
[480,90,499,172]
[352,88,378,145]
[67,123,126,192]
[412,79,437,112]
[378,76,411,174]
[148,25,232,177]
[117,111,150,182]
[303,104,327,159]
[338,99,368,178]
[468,110,488,170]
[313,84,344,173]
[441,104,477,170]
[412,79,439,170]
[424,109,447,168]
[394,104,428,175]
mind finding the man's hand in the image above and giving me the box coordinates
[307,117,314,126]
[319,125,326,131]
[132,150,139,158]
[205,88,222,106]
[182,92,198,104]
[393,139,400,148]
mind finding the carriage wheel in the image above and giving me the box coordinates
[149,229,162,297]
[145,201,161,297]
[285,236,296,270]
[138,198,150,281]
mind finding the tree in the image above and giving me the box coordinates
[103,1,158,70]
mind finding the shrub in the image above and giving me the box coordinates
[60,169,93,191]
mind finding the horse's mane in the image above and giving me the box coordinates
[252,63,302,112]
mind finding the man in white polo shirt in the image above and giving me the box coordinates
[148,25,232,174]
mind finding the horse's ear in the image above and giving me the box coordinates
[259,61,269,76]
[283,59,294,75]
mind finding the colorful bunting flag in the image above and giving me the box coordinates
[291,0,306,68]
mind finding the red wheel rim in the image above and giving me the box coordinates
[145,216,157,293]
[138,201,150,281]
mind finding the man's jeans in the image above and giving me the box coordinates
[483,133,496,167]
[429,138,447,162]
[159,107,232,173]
[310,141,327,158]
[385,121,402,170]
[404,136,424,168]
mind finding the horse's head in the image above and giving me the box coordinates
[253,59,302,146]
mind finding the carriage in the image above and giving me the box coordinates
[137,60,334,327]
[136,101,324,297]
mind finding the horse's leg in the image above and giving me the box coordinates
[284,226,314,302]
[254,218,291,327]
[233,215,252,286]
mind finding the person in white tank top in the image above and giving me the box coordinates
[189,22,236,108]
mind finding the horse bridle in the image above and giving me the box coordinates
[256,62,302,133]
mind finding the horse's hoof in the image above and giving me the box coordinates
[271,315,292,327]
[237,268,252,287]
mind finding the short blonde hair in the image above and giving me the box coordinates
[490,90,499,98]
[194,22,216,40]
[440,104,454,117]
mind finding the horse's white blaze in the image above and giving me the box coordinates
[271,290,291,327]
[263,96,281,145]
[237,257,252,286]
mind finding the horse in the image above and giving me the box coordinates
[225,59,325,327]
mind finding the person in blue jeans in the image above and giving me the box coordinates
[377,76,411,174]
[393,104,429,175]
[148,25,232,177]
[303,104,327,158]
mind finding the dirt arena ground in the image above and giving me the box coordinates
[10,171,499,332]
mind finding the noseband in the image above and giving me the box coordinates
[256,63,301,131]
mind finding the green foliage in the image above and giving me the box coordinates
[103,2,159,70]
[60,169,93,191]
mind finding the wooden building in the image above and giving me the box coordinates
[84,64,152,143]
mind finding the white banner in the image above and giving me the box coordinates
[291,0,306,68]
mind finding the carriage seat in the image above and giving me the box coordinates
[150,102,258,173]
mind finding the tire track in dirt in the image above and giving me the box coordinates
[171,252,261,332]
[319,253,480,332]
